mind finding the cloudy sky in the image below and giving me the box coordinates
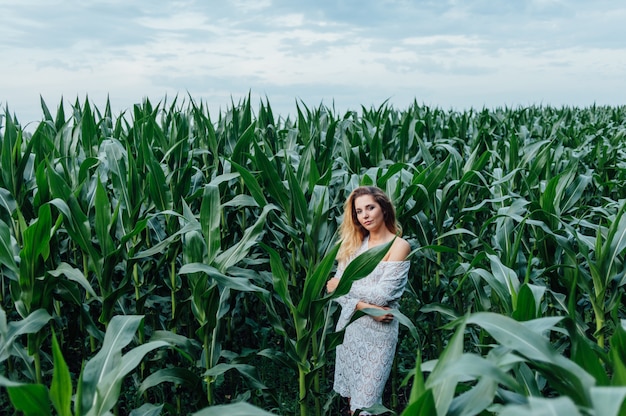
[1,0,625,129]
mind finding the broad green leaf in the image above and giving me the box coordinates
[229,160,268,207]
[261,242,294,310]
[498,396,581,416]
[94,177,115,257]
[6,382,51,416]
[192,402,276,416]
[331,239,394,299]
[488,253,520,305]
[179,263,266,294]
[285,159,308,229]
[144,142,171,211]
[231,120,256,164]
[0,218,18,279]
[48,262,98,299]
[513,283,544,321]
[425,316,467,416]
[0,187,17,215]
[610,322,626,385]
[204,363,267,390]
[138,367,202,396]
[590,386,626,416]
[401,388,437,416]
[100,139,130,215]
[79,315,145,413]
[604,201,626,282]
[0,309,52,361]
[250,141,290,210]
[88,340,169,416]
[300,242,341,315]
[200,184,221,264]
[50,332,72,416]
[214,203,279,272]
[467,313,595,405]
[448,377,497,416]
[129,403,164,416]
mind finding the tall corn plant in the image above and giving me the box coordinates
[571,200,626,348]
[0,312,170,416]
[178,183,275,405]
[402,312,626,416]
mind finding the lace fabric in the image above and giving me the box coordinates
[333,237,410,414]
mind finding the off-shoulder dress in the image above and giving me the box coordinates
[333,236,410,415]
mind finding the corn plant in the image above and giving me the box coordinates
[0,313,170,416]
[2,97,626,415]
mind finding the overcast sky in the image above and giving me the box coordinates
[1,0,625,129]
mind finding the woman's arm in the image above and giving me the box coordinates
[355,301,394,323]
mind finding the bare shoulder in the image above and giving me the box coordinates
[387,237,411,261]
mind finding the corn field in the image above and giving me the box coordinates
[1,96,626,416]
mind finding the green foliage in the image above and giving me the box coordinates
[1,97,626,415]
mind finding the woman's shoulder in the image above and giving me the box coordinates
[385,237,411,262]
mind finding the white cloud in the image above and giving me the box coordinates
[1,0,625,130]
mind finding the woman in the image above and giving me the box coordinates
[326,186,411,415]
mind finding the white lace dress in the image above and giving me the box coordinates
[333,236,410,414]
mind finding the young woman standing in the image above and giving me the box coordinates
[326,186,411,415]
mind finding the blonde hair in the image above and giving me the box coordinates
[336,186,401,265]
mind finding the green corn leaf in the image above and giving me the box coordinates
[50,331,72,416]
[229,160,268,207]
[94,177,115,257]
[101,138,131,219]
[250,142,290,211]
[179,263,266,294]
[144,144,171,212]
[260,242,294,310]
[512,283,545,321]
[604,201,626,283]
[214,203,278,272]
[400,388,437,416]
[566,324,610,386]
[47,262,99,299]
[4,381,51,416]
[138,367,202,396]
[589,386,626,416]
[361,307,419,341]
[448,377,498,416]
[0,218,18,279]
[0,187,17,216]
[498,396,581,416]
[204,363,267,390]
[200,184,221,264]
[330,239,394,299]
[0,308,52,361]
[88,340,169,416]
[128,403,164,416]
[285,159,309,229]
[191,402,276,416]
[610,322,626,385]
[231,121,257,165]
[488,254,520,310]
[467,313,595,406]
[424,315,467,415]
[79,315,144,413]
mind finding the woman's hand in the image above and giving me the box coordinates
[356,302,393,323]
[326,277,339,293]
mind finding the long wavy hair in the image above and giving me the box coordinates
[336,186,401,265]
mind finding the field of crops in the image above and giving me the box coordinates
[1,96,626,415]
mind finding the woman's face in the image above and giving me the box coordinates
[354,194,385,232]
